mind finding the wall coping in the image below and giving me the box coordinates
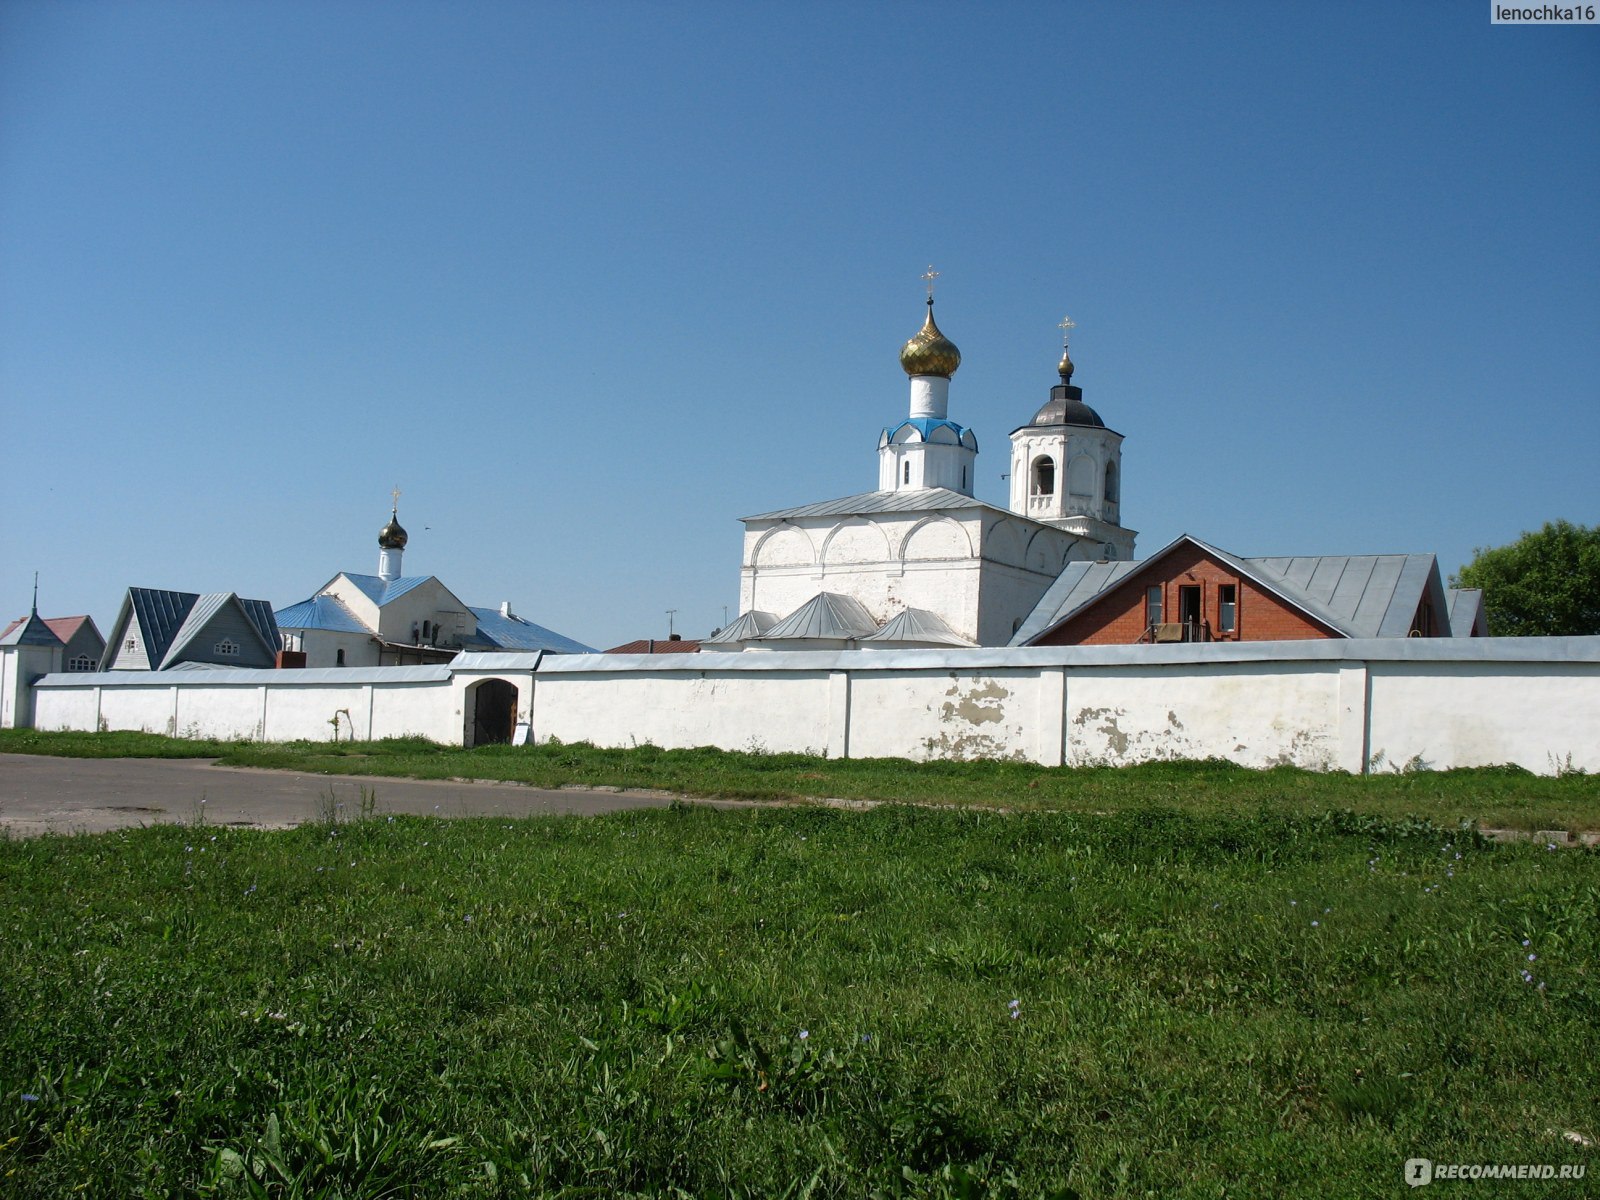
[31,636,1600,690]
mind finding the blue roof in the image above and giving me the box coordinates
[276,594,368,633]
[467,607,595,654]
[341,573,434,607]
[882,416,974,445]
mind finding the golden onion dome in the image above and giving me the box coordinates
[899,301,961,379]
[378,508,408,550]
[1058,347,1075,382]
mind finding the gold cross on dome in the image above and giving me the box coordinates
[1058,314,1077,348]
[391,485,402,510]
[921,265,940,300]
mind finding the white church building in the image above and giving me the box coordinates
[276,503,593,667]
[720,298,1136,648]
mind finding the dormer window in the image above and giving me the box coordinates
[214,639,239,657]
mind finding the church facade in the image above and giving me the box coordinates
[732,296,1137,647]
[276,503,594,667]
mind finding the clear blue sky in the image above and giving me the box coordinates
[2,1,1595,650]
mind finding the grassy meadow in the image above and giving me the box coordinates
[2,728,1598,831]
[2,789,1597,1196]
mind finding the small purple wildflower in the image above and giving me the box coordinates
[798,1029,809,1040]
[21,1093,39,1102]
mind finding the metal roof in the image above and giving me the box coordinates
[703,610,779,644]
[743,487,1001,523]
[0,615,93,645]
[163,593,281,665]
[0,611,63,647]
[860,607,975,646]
[126,588,197,666]
[275,594,368,633]
[1247,553,1441,639]
[341,573,434,607]
[880,417,978,448]
[1447,588,1485,637]
[467,607,595,654]
[1010,560,1142,645]
[762,592,879,641]
[1011,535,1447,645]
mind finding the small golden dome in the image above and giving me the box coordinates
[378,509,408,550]
[899,301,961,379]
[1058,348,1075,382]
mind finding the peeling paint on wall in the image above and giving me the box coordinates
[940,677,1009,726]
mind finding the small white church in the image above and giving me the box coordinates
[713,292,1136,649]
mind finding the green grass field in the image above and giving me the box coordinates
[2,795,1596,1197]
[3,728,1597,831]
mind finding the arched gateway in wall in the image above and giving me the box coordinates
[464,677,519,747]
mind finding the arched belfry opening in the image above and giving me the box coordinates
[465,678,519,747]
[1031,456,1056,496]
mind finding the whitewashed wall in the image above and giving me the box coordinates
[27,639,1600,776]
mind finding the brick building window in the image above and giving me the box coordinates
[1145,586,1162,626]
[1218,584,1237,634]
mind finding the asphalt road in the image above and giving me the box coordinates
[0,754,723,837]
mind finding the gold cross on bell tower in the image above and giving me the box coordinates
[1058,314,1077,349]
[921,265,940,302]
[391,485,402,511]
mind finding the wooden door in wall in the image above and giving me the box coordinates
[467,678,518,747]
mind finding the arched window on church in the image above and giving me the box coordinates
[1031,456,1055,496]
[1104,460,1119,504]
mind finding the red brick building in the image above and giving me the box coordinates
[1014,534,1485,647]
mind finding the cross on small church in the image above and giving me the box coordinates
[1058,314,1077,348]
[921,265,940,301]
[391,485,402,510]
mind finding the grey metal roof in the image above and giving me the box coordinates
[466,607,594,654]
[126,588,198,666]
[860,607,975,646]
[743,487,1000,523]
[762,592,879,640]
[1247,553,1441,639]
[703,610,779,644]
[161,593,280,665]
[276,594,368,634]
[0,611,63,648]
[1009,559,1142,645]
[1012,534,1447,645]
[1447,588,1485,637]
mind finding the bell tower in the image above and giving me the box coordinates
[1008,317,1135,559]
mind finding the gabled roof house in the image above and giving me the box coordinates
[1013,534,1485,646]
[100,588,281,670]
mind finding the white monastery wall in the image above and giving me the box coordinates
[1062,661,1342,770]
[25,639,1600,776]
[532,666,836,755]
[1366,659,1600,774]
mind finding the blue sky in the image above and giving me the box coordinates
[2,1,1595,650]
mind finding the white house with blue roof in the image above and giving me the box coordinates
[276,504,593,668]
[736,296,1137,647]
